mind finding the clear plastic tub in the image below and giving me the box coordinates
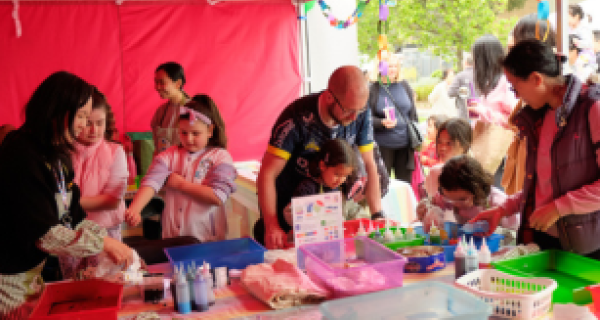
[320,281,492,319]
[165,237,266,270]
[456,269,557,319]
[298,237,406,298]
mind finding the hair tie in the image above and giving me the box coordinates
[179,106,211,126]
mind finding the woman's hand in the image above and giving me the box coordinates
[166,173,187,190]
[381,119,397,129]
[265,224,287,250]
[103,237,134,269]
[124,208,142,227]
[529,202,560,232]
[468,207,506,237]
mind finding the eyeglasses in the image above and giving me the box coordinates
[438,188,473,206]
[329,90,368,115]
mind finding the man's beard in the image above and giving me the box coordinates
[327,103,346,126]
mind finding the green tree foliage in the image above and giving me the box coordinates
[357,0,518,70]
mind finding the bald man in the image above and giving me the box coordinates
[255,66,383,249]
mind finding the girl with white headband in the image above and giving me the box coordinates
[126,95,237,241]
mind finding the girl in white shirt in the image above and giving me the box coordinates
[126,95,237,242]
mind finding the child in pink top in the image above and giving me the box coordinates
[60,88,129,279]
[126,95,237,242]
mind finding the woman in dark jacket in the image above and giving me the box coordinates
[368,54,419,182]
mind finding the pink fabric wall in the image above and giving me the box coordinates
[0,2,299,161]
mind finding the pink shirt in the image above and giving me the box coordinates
[72,140,128,228]
[474,76,518,127]
[501,102,600,237]
[141,146,237,241]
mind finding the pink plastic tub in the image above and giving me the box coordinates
[298,237,407,298]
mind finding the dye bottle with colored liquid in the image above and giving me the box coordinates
[405,226,415,240]
[478,237,492,269]
[429,221,441,245]
[461,221,489,235]
[464,238,479,274]
[175,265,192,314]
[193,267,209,312]
[454,238,467,279]
[203,262,216,306]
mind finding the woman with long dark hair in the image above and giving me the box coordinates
[0,71,133,318]
[468,34,517,126]
[471,40,600,259]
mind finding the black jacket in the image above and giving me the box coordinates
[0,129,86,274]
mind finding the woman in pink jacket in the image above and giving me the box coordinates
[60,88,129,279]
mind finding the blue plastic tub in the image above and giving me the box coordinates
[320,281,492,319]
[164,238,266,270]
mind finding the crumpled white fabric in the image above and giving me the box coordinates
[77,250,143,283]
[241,259,330,309]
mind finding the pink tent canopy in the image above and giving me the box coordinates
[0,0,300,161]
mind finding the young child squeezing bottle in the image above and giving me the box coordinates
[417,155,520,235]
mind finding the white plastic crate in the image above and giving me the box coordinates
[455,269,557,319]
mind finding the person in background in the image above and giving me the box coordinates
[467,35,518,127]
[448,54,476,120]
[59,88,129,279]
[428,69,457,118]
[0,71,133,318]
[566,34,597,83]
[502,13,556,195]
[423,118,472,197]
[471,40,600,259]
[420,114,449,168]
[127,95,237,242]
[368,54,419,183]
[150,62,190,156]
[568,4,593,52]
[255,66,382,249]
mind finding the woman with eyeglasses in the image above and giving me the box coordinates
[367,54,419,183]
[418,155,520,233]
[470,40,600,259]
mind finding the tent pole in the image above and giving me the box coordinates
[556,0,568,54]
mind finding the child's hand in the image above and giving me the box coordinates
[468,207,506,237]
[529,202,560,232]
[416,198,430,221]
[166,173,186,190]
[124,208,142,227]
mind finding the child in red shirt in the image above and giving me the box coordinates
[420,114,449,167]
